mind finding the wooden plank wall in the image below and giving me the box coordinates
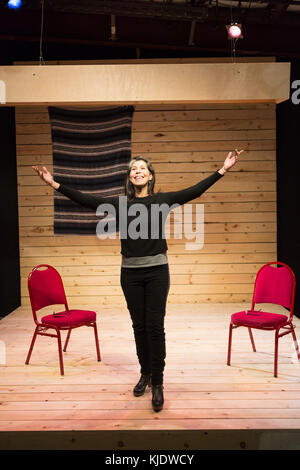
[16,103,276,307]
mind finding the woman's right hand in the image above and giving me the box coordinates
[32,165,57,188]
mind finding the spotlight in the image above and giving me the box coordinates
[7,0,22,9]
[226,23,243,40]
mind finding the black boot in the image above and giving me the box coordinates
[152,384,164,412]
[133,374,151,397]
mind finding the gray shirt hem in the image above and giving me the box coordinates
[121,252,168,268]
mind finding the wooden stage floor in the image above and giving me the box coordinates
[0,303,300,450]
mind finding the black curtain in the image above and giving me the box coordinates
[276,59,300,318]
[0,107,20,319]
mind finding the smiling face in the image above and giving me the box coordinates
[129,159,153,189]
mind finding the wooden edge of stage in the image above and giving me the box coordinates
[1,429,300,450]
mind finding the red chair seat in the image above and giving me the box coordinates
[231,310,288,328]
[42,309,96,328]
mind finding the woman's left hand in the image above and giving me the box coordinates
[223,149,243,171]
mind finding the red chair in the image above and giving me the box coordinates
[25,264,101,375]
[227,261,300,377]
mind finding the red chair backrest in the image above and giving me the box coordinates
[252,262,295,315]
[28,265,68,319]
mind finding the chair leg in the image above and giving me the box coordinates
[56,329,64,376]
[291,328,300,361]
[248,328,256,352]
[25,326,39,365]
[93,322,101,361]
[227,323,233,366]
[63,329,72,352]
[274,329,279,378]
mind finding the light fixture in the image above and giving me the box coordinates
[226,23,243,40]
[226,22,243,61]
[7,0,22,9]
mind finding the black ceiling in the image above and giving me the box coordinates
[0,0,300,62]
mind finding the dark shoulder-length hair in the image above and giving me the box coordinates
[124,156,156,201]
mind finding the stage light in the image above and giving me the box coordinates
[7,0,22,9]
[226,23,243,40]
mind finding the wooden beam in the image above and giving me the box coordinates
[0,62,290,106]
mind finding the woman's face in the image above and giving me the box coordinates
[129,160,153,189]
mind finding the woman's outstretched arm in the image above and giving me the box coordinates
[32,165,117,210]
[163,149,243,206]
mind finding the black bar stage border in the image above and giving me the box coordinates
[0,450,296,467]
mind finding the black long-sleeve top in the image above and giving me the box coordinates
[56,170,223,257]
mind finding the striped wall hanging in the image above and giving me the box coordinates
[48,106,134,235]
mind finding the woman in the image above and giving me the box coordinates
[32,149,242,412]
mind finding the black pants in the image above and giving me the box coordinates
[120,263,170,386]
